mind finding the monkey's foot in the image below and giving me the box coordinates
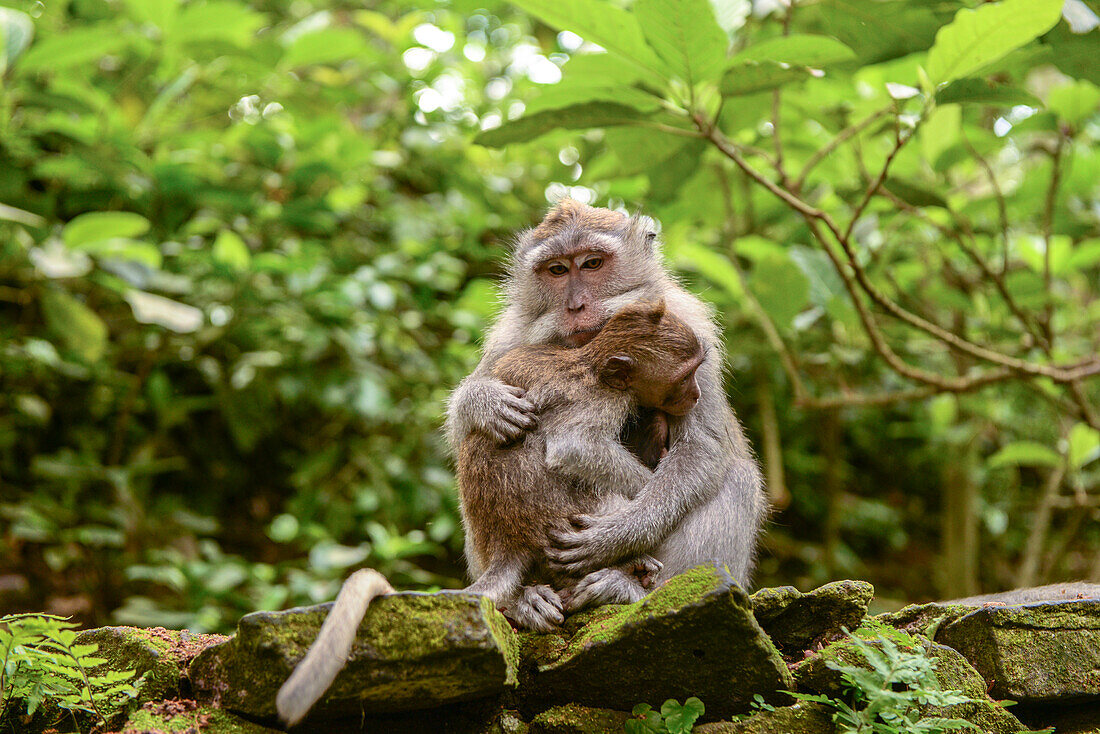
[561,568,648,612]
[623,555,662,590]
[506,584,563,632]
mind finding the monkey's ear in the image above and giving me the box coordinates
[599,355,635,390]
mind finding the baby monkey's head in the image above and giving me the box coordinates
[585,301,704,416]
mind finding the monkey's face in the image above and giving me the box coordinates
[635,350,704,416]
[536,248,617,346]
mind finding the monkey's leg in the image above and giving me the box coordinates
[465,554,527,609]
[558,556,662,612]
[276,568,394,727]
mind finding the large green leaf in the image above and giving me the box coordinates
[634,0,728,85]
[509,0,665,79]
[820,0,941,65]
[40,290,109,363]
[1069,423,1100,469]
[0,7,34,74]
[63,212,151,249]
[174,1,266,45]
[19,25,129,72]
[987,441,1062,469]
[665,240,744,303]
[474,102,652,147]
[731,34,855,67]
[926,0,1064,85]
[721,61,810,97]
[750,255,810,329]
[935,78,1041,107]
[282,28,371,67]
[1047,80,1100,126]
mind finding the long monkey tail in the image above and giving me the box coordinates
[276,568,394,727]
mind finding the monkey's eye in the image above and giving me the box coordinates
[547,263,569,276]
[580,257,603,270]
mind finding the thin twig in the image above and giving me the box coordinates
[794,104,893,191]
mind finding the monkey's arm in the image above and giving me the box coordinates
[548,357,745,573]
[445,308,537,449]
[543,428,653,498]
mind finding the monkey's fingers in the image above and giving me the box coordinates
[502,391,537,418]
[504,384,527,399]
[569,514,597,530]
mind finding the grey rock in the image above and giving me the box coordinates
[189,591,517,723]
[936,599,1100,702]
[751,580,874,654]
[522,564,793,720]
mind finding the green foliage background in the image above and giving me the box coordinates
[0,0,1097,632]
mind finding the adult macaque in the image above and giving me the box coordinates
[447,199,767,600]
[459,300,705,631]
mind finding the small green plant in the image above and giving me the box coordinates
[0,614,137,732]
[793,631,978,734]
[625,697,705,734]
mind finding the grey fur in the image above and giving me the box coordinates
[447,205,767,593]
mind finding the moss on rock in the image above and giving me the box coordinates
[118,700,280,733]
[750,580,873,656]
[522,564,792,721]
[935,599,1100,702]
[528,704,630,734]
[693,702,834,734]
[189,590,517,723]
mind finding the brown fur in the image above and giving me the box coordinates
[529,198,627,242]
[457,301,702,593]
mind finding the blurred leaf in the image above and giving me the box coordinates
[282,28,371,67]
[64,212,151,249]
[721,61,810,96]
[1068,423,1100,469]
[40,290,108,362]
[0,6,34,74]
[212,230,251,271]
[987,441,1062,469]
[731,34,855,67]
[123,291,203,333]
[666,240,743,302]
[926,0,1063,85]
[750,255,810,330]
[635,0,728,84]
[19,25,129,71]
[1046,79,1100,126]
[509,0,665,78]
[819,0,940,65]
[474,102,651,147]
[1067,238,1100,269]
[174,1,265,45]
[883,179,948,208]
[935,78,1041,107]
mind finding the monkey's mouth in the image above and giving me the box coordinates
[564,328,602,347]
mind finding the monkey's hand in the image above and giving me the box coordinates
[450,377,537,444]
[546,512,637,576]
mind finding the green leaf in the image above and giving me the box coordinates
[883,178,948,208]
[64,212,151,249]
[731,34,855,67]
[635,0,728,85]
[935,78,1041,107]
[666,240,743,303]
[662,697,705,734]
[213,230,251,271]
[820,0,941,65]
[987,441,1061,469]
[174,1,265,45]
[282,28,370,67]
[509,0,665,79]
[474,102,651,147]
[721,61,810,97]
[1068,423,1100,470]
[1067,238,1100,270]
[925,0,1064,85]
[40,290,109,363]
[0,7,34,74]
[79,238,162,268]
[750,255,810,329]
[1046,79,1100,126]
[19,25,129,72]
